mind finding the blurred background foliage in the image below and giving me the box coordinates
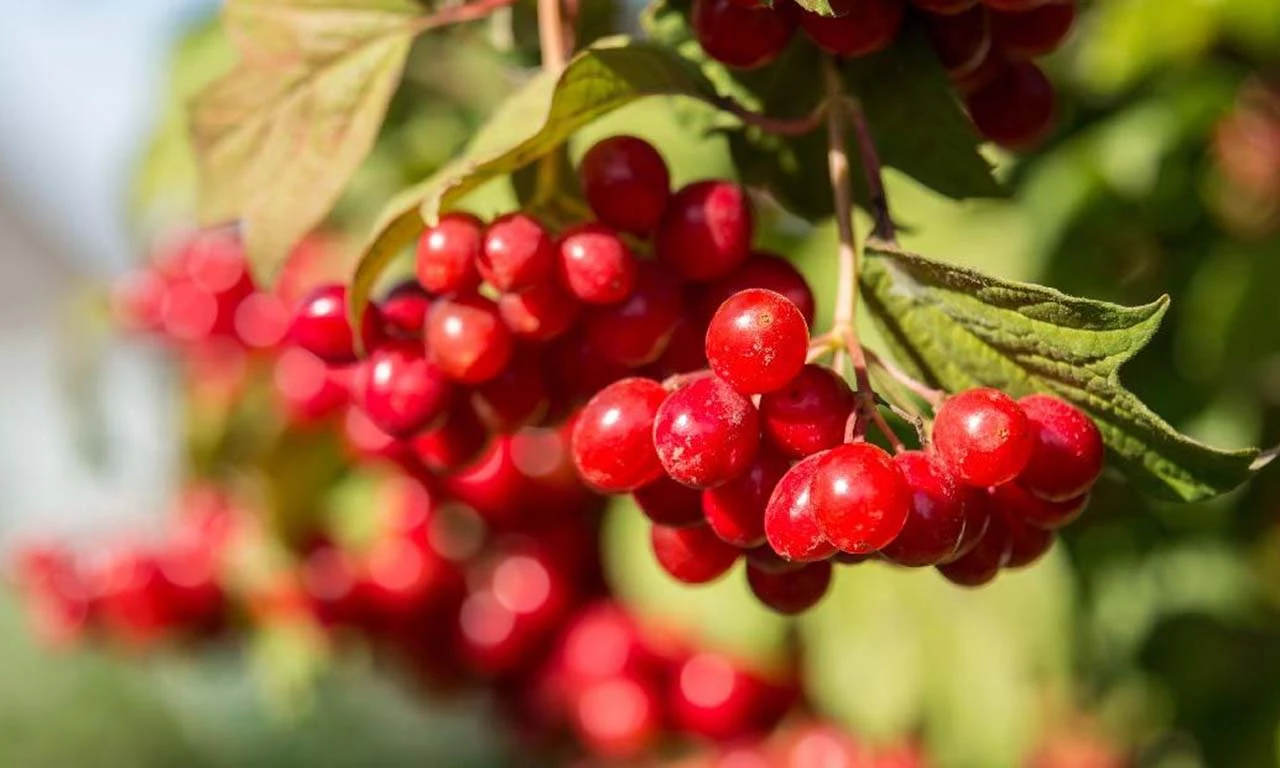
[6,0,1280,766]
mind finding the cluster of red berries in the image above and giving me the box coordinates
[689,0,1074,148]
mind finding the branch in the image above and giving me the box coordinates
[845,97,895,243]
[409,0,520,34]
[716,96,831,137]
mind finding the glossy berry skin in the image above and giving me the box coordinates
[410,402,489,473]
[936,512,1011,586]
[557,223,638,305]
[416,213,483,294]
[989,1,1076,58]
[706,288,810,395]
[811,443,911,555]
[632,476,707,528]
[991,481,1087,530]
[925,5,991,77]
[580,136,671,235]
[746,560,832,614]
[759,364,855,458]
[932,387,1034,487]
[692,0,797,70]
[650,523,741,584]
[703,448,790,547]
[586,262,684,368]
[1002,511,1054,567]
[379,281,432,338]
[353,341,454,438]
[880,451,969,567]
[656,181,754,282]
[572,378,668,492]
[700,251,817,326]
[764,452,838,562]
[471,353,550,433]
[290,283,384,365]
[497,280,580,341]
[1017,394,1104,501]
[945,486,993,562]
[965,61,1056,149]
[426,294,514,384]
[653,376,761,489]
[798,0,905,58]
[479,213,556,292]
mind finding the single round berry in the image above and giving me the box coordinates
[798,0,905,58]
[497,280,581,341]
[1017,393,1104,501]
[965,60,1056,149]
[290,283,384,365]
[633,476,707,528]
[764,452,838,562]
[410,402,490,473]
[353,341,454,438]
[471,353,550,433]
[990,480,1088,530]
[580,136,671,235]
[944,486,993,562]
[479,213,556,292]
[879,451,968,567]
[557,223,638,305]
[925,4,991,77]
[706,288,810,395]
[653,376,761,489]
[746,560,832,614]
[572,378,668,492]
[935,512,1011,587]
[702,448,790,547]
[692,0,797,70]
[426,294,514,384]
[586,262,684,368]
[650,523,741,584]
[379,281,432,338]
[759,364,855,458]
[656,181,754,282]
[700,251,817,327]
[811,443,911,555]
[932,387,1034,487]
[416,213,483,294]
[989,1,1076,58]
[1001,510,1054,568]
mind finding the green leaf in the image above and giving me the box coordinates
[859,242,1259,502]
[350,36,721,328]
[791,0,842,16]
[191,0,421,284]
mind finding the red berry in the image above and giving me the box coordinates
[633,476,707,527]
[572,675,663,759]
[471,352,550,433]
[572,378,668,492]
[669,652,791,740]
[944,486,993,562]
[759,364,855,458]
[586,262,684,367]
[912,0,978,12]
[764,453,838,562]
[444,438,536,526]
[580,136,671,235]
[656,181,754,282]
[1001,510,1054,567]
[700,251,817,327]
[706,288,810,395]
[409,402,490,473]
[379,281,432,338]
[1017,393,1103,501]
[692,0,797,70]
[654,376,761,489]
[353,340,454,437]
[965,60,1056,149]
[798,0,905,58]
[703,448,791,547]
[935,512,1011,586]
[991,479,1088,531]
[981,0,1048,11]
[650,523,741,584]
[497,280,581,341]
[273,347,350,423]
[746,560,832,614]
[925,5,991,78]
[290,283,384,365]
[556,223,639,305]
[479,213,556,292]
[932,387,1034,487]
[989,1,1076,58]
[426,294,514,384]
[811,443,911,554]
[416,213,483,294]
[879,451,968,567]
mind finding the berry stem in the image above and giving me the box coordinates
[863,346,946,408]
[845,96,896,243]
[537,0,569,72]
[408,0,519,35]
[715,96,832,137]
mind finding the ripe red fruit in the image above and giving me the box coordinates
[572,674,663,759]
[1001,511,1055,567]
[965,60,1056,148]
[932,387,1034,487]
[700,251,817,327]
[586,262,684,367]
[879,451,969,567]
[798,0,905,58]
[426,294,514,384]
[572,378,668,492]
[759,364,855,458]
[656,180,754,282]
[632,476,707,528]
[703,448,791,547]
[925,5,992,77]
[479,212,556,292]
[981,0,1048,11]
[706,288,810,395]
[379,281,432,338]
[764,452,838,562]
[989,1,1076,58]
[353,341,454,437]
[746,560,832,614]
[650,523,741,584]
[580,136,671,235]
[991,480,1087,530]
[290,283,384,365]
[1017,393,1104,501]
[444,437,535,526]
[669,652,791,740]
[811,443,911,554]
[653,376,761,489]
[471,353,550,433]
[409,402,490,473]
[497,280,581,341]
[273,347,350,423]
[556,223,638,305]
[936,512,1011,586]
[692,0,797,70]
[945,485,993,562]
[416,212,483,294]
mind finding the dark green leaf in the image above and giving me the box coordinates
[860,242,1259,502]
